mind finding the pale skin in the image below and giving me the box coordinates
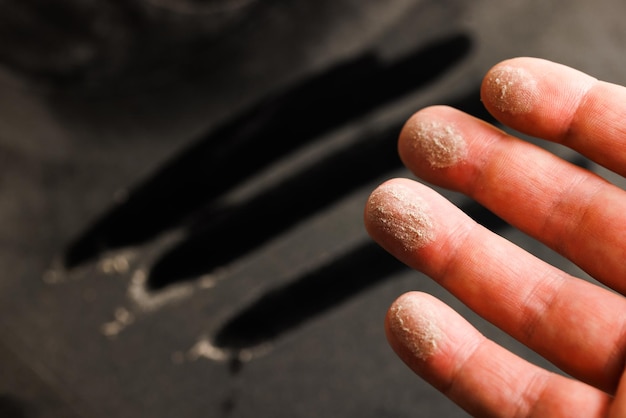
[364,57,626,417]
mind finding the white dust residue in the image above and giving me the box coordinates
[486,65,537,114]
[101,306,136,338]
[388,297,441,361]
[366,182,434,253]
[173,336,274,365]
[127,269,195,313]
[410,119,467,169]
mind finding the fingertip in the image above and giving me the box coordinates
[385,292,443,363]
[399,106,468,171]
[385,292,613,418]
[364,179,435,257]
[480,57,597,139]
[481,57,540,116]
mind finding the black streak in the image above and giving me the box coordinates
[64,33,473,269]
[212,200,507,352]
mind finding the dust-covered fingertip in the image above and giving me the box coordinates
[403,109,468,169]
[364,179,434,255]
[385,292,442,362]
[482,59,539,115]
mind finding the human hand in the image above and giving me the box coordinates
[364,57,626,417]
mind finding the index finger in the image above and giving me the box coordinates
[481,57,626,176]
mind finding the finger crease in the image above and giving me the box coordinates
[437,219,477,285]
[561,78,598,145]
[518,270,567,344]
[539,172,598,255]
[606,317,626,393]
[441,335,485,399]
[519,371,552,418]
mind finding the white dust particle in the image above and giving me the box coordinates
[409,120,467,168]
[366,182,433,253]
[485,66,537,114]
[388,296,441,360]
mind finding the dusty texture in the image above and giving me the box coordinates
[484,65,538,114]
[366,182,433,253]
[388,295,441,361]
[408,119,467,168]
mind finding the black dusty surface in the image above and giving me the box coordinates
[1,1,626,417]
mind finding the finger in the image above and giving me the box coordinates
[610,371,626,418]
[481,57,626,177]
[365,179,626,393]
[385,292,612,418]
[397,105,626,295]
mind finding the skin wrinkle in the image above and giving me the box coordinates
[443,336,490,412]
[435,218,476,289]
[606,320,626,393]
[516,269,567,345]
[437,328,483,397]
[463,128,509,200]
[538,172,602,256]
[567,180,626,297]
[518,371,552,418]
[559,77,598,145]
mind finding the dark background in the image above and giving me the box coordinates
[1,1,625,417]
